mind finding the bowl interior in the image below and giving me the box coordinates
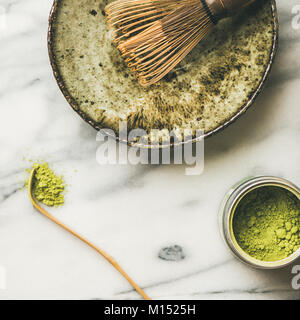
[48,0,278,147]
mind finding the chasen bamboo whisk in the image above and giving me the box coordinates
[105,0,256,86]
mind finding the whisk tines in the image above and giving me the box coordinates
[105,0,256,86]
[105,0,213,86]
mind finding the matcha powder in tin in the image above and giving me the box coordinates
[27,162,66,207]
[233,187,300,262]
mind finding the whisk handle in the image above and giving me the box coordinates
[207,0,256,20]
[223,0,256,14]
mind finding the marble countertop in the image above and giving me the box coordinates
[0,0,300,300]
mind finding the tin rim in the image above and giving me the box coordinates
[222,176,300,269]
[47,0,279,148]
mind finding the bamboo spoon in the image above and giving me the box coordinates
[28,168,150,300]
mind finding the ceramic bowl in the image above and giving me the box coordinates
[48,0,278,147]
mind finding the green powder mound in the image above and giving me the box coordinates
[233,187,300,262]
[29,163,66,207]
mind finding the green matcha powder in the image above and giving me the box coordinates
[28,163,66,207]
[233,187,300,262]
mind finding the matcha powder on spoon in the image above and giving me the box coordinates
[27,162,66,207]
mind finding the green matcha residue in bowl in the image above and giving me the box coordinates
[233,187,300,262]
[27,163,66,207]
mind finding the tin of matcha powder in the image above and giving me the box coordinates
[233,187,300,262]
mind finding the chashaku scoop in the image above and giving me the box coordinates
[28,168,151,300]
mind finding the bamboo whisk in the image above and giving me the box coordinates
[105,0,256,86]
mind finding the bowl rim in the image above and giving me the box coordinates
[47,0,279,148]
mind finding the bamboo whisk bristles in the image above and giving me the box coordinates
[105,0,214,86]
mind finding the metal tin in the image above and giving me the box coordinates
[220,176,300,269]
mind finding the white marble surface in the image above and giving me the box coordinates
[0,0,300,300]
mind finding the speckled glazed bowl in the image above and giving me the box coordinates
[48,0,278,147]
